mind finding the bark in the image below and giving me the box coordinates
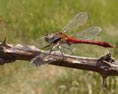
[0,38,118,89]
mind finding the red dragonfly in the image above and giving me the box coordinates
[39,12,113,54]
[31,12,113,66]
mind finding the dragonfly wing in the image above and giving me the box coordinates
[31,55,44,66]
[76,26,102,40]
[31,37,51,50]
[31,55,55,66]
[63,12,88,32]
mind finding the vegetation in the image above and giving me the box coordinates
[0,0,118,94]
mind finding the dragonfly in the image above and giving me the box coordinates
[40,12,113,53]
[31,12,113,66]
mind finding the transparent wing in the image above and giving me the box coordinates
[63,12,88,32]
[31,37,50,49]
[76,26,102,40]
[31,55,55,66]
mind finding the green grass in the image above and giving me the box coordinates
[0,0,118,94]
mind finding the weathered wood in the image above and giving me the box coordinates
[0,39,118,88]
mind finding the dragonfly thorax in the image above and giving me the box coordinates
[45,33,61,43]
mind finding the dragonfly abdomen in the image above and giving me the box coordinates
[67,38,113,48]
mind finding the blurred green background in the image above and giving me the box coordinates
[0,0,118,94]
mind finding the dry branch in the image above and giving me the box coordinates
[0,38,118,88]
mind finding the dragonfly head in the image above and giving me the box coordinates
[45,33,61,43]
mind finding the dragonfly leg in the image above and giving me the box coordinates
[57,45,65,66]
[57,46,64,56]
[40,43,55,55]
[48,43,55,55]
[40,43,52,49]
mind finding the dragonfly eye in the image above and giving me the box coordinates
[45,34,61,43]
[45,34,50,43]
[45,34,54,43]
